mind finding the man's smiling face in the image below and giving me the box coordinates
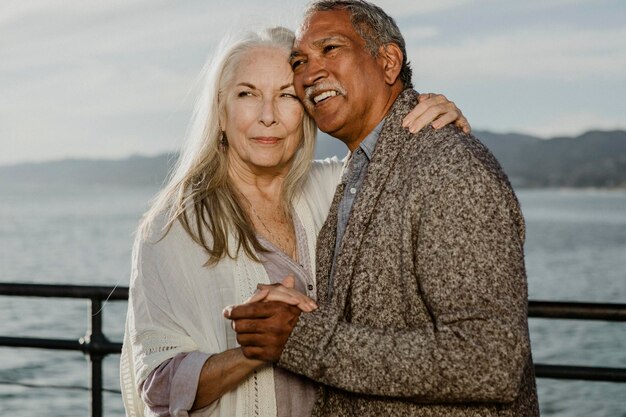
[290,9,391,144]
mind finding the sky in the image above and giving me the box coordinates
[1,0,625,165]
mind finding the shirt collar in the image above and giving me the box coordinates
[358,118,385,161]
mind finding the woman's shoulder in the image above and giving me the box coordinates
[135,208,205,257]
[309,156,345,183]
[137,210,172,245]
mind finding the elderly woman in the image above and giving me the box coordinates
[120,26,469,417]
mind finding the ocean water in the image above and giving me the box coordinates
[0,184,625,416]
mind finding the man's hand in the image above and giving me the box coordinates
[223,301,301,362]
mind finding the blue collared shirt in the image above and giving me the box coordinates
[328,119,385,298]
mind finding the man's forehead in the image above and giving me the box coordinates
[294,9,354,49]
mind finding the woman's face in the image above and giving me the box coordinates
[221,46,305,176]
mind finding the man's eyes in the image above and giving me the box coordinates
[291,59,305,70]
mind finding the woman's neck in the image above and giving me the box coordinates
[227,160,287,205]
[228,160,296,259]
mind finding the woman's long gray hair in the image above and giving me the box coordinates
[141,26,316,265]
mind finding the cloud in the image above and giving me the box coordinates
[410,26,626,82]
[374,0,473,16]
[1,0,625,164]
[521,112,626,138]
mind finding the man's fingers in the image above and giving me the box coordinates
[232,318,260,334]
[240,345,282,362]
[227,302,301,362]
[240,346,265,360]
[225,301,279,320]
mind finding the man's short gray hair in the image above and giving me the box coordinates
[303,0,413,88]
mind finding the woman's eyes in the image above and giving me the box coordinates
[236,90,297,100]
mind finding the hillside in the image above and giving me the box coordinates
[2,130,625,189]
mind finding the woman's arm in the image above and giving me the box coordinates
[192,348,265,409]
[141,348,265,414]
[403,93,471,134]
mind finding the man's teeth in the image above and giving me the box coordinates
[313,90,338,104]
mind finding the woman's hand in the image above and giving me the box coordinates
[402,93,471,134]
[244,276,318,312]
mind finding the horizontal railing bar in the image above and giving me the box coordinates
[2,283,625,321]
[528,300,626,321]
[2,334,624,383]
[0,336,122,355]
[0,283,128,300]
[0,336,82,351]
[0,379,121,394]
[2,284,626,385]
[535,364,626,382]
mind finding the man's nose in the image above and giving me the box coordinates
[301,56,328,87]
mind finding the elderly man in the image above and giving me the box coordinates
[227,1,540,415]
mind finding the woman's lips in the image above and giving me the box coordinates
[252,136,282,144]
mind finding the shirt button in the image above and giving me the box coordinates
[307,284,314,291]
[349,187,357,194]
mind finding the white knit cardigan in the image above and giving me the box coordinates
[120,159,343,417]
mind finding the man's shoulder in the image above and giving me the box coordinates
[394,124,512,187]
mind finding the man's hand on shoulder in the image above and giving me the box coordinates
[224,301,301,362]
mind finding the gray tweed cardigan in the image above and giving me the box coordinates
[278,89,540,416]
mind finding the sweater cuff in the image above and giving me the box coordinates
[278,307,337,379]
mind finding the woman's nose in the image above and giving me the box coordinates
[258,98,278,127]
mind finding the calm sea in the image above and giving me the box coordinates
[1,184,625,417]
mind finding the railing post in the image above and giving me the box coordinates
[84,297,104,417]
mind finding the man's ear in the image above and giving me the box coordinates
[378,43,403,85]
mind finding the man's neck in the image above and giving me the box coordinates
[342,85,404,152]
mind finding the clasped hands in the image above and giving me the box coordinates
[223,276,317,362]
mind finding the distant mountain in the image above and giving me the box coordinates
[313,129,626,188]
[477,130,626,188]
[0,153,177,188]
[2,130,625,189]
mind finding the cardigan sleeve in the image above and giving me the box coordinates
[278,141,530,403]
[128,232,202,386]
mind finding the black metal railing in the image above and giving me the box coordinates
[0,283,128,417]
[1,283,625,417]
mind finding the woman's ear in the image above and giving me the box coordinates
[378,43,403,86]
[218,108,226,132]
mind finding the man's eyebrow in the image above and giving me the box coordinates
[290,35,349,59]
[280,83,294,90]
[312,35,348,47]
